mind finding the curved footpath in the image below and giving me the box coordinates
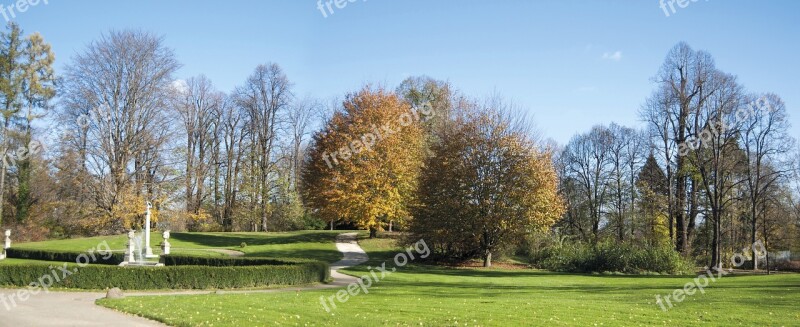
[0,232,368,327]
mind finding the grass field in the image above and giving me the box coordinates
[96,234,800,326]
[3,230,346,264]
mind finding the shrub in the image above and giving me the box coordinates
[770,260,800,272]
[533,241,693,275]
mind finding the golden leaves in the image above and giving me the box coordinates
[302,87,425,230]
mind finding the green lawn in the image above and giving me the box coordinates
[97,234,800,326]
[3,230,346,264]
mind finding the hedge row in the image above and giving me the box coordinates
[2,250,330,289]
[5,248,125,265]
[0,261,329,290]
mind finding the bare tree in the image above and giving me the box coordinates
[740,93,794,270]
[285,96,319,191]
[606,124,647,241]
[645,42,716,253]
[641,84,678,243]
[60,30,179,227]
[171,75,222,215]
[687,70,746,270]
[235,63,292,232]
[562,125,613,241]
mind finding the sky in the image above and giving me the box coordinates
[12,0,800,145]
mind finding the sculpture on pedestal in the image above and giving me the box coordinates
[160,230,171,255]
[123,229,136,264]
[0,230,9,260]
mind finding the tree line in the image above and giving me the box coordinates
[558,43,798,270]
[0,24,797,271]
[0,27,326,237]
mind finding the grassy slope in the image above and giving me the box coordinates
[2,230,344,264]
[97,233,800,326]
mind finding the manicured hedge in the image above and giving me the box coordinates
[5,248,125,265]
[1,251,330,290]
[0,261,329,290]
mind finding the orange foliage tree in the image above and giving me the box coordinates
[410,102,565,267]
[302,87,425,238]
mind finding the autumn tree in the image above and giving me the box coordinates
[302,87,425,238]
[637,154,670,244]
[0,23,25,225]
[409,100,564,267]
[396,76,454,140]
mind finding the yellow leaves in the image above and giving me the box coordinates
[411,103,565,254]
[303,86,425,230]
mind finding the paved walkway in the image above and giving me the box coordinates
[0,232,368,327]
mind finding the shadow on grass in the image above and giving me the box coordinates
[244,248,342,263]
[335,268,800,300]
[170,231,339,248]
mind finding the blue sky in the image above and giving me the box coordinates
[14,0,800,144]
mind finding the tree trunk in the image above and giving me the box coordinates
[0,117,10,226]
[710,210,721,271]
[751,204,758,271]
[260,183,268,232]
[763,222,770,275]
[483,251,492,268]
[369,227,377,239]
[675,169,687,253]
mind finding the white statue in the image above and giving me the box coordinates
[3,230,10,250]
[160,230,171,255]
[124,229,136,264]
[0,229,8,260]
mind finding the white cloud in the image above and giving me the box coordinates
[602,51,623,61]
[171,79,188,93]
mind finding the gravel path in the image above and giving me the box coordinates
[0,232,368,326]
